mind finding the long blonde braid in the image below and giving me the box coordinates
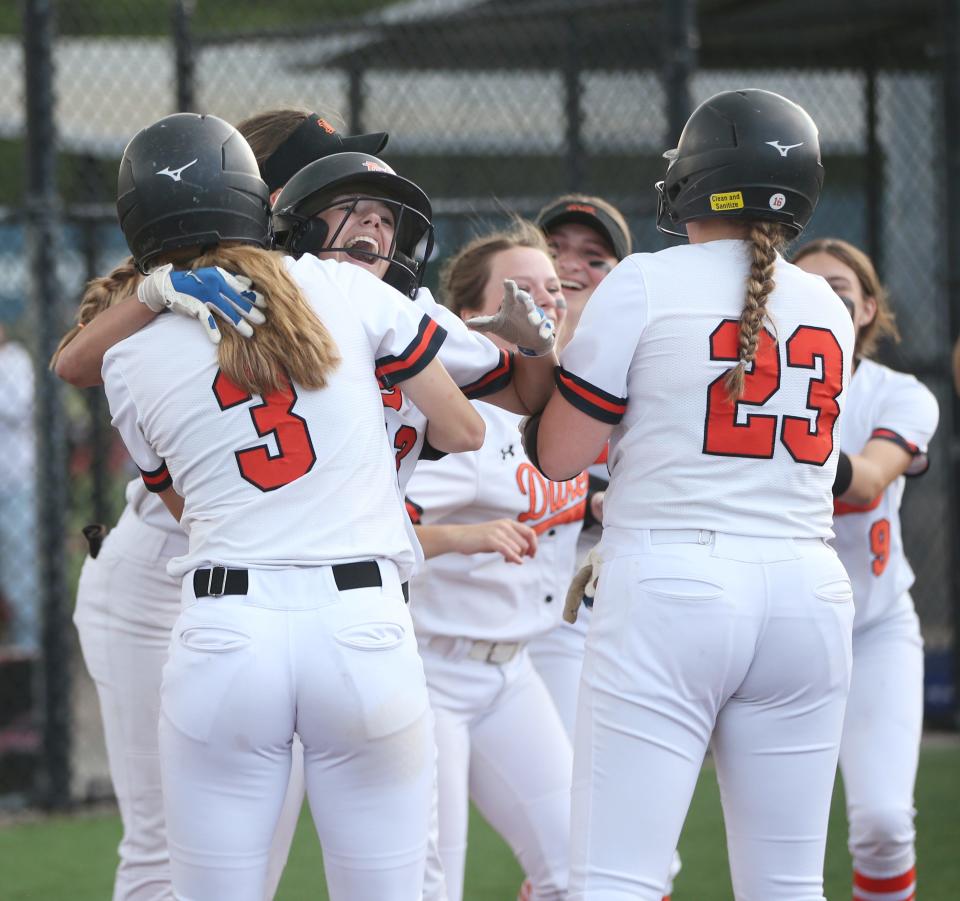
[724,221,789,399]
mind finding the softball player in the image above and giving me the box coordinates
[403,220,578,901]
[794,238,939,901]
[104,112,484,901]
[527,89,857,900]
[55,111,391,901]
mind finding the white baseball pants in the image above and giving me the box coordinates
[419,640,573,901]
[74,509,308,901]
[840,598,923,883]
[570,528,854,901]
[160,563,433,901]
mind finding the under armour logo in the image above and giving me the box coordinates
[501,444,515,460]
[765,140,803,158]
[157,159,199,182]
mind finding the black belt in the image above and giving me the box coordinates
[193,561,384,598]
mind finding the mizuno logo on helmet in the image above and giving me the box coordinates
[765,141,804,157]
[156,159,199,182]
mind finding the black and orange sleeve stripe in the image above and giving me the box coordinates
[405,497,423,525]
[461,350,514,399]
[870,427,928,476]
[376,316,447,388]
[555,367,627,425]
[140,461,172,493]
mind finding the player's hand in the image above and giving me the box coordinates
[465,279,556,356]
[137,263,267,344]
[453,519,538,564]
[564,548,602,623]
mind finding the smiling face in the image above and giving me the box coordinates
[461,246,566,351]
[794,249,877,339]
[314,194,397,280]
[546,222,618,309]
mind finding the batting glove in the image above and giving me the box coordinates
[137,263,267,345]
[563,547,602,624]
[466,279,556,356]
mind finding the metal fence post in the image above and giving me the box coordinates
[662,0,698,146]
[940,0,960,728]
[23,0,71,808]
[563,15,584,190]
[173,0,196,112]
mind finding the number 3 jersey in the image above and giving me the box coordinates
[102,254,446,580]
[559,240,856,539]
[831,358,939,629]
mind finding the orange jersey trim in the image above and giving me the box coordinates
[461,350,513,399]
[834,493,883,516]
[555,367,627,424]
[376,317,446,388]
[139,462,172,493]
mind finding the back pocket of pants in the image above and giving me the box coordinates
[161,624,252,743]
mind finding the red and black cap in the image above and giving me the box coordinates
[261,115,389,192]
[537,199,631,261]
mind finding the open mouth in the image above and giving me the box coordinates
[343,234,380,263]
[561,278,587,291]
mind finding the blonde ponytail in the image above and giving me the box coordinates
[188,246,340,396]
[50,257,141,369]
[724,221,789,400]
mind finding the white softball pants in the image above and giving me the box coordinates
[160,563,433,901]
[840,598,923,881]
[419,640,573,901]
[570,528,854,901]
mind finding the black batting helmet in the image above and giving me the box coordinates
[117,113,271,272]
[656,89,824,238]
[272,152,434,298]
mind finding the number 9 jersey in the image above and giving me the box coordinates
[102,255,445,581]
[558,240,855,538]
[831,358,939,629]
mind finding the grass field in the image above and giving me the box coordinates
[3,744,958,900]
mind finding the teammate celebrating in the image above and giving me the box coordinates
[54,111,396,901]
[527,89,856,900]
[102,112,483,901]
[794,238,938,901]
[405,219,577,901]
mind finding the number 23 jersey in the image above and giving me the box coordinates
[102,255,445,580]
[559,240,855,538]
[831,358,939,629]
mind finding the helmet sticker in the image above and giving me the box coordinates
[316,118,337,134]
[769,193,786,210]
[765,140,804,157]
[156,159,198,182]
[709,191,744,212]
[363,160,392,173]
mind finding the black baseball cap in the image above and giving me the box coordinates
[537,198,631,261]
[261,114,389,192]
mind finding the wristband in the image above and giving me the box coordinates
[832,450,853,497]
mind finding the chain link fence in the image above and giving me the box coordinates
[1,0,955,808]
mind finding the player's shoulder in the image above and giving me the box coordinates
[103,312,195,368]
[857,357,938,409]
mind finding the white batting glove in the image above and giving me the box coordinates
[563,547,602,624]
[465,279,556,356]
[137,263,267,345]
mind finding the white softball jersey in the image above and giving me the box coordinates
[831,358,939,630]
[405,403,586,643]
[560,240,856,538]
[382,287,512,492]
[102,254,445,581]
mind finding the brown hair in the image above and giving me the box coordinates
[441,218,552,317]
[724,221,791,400]
[791,237,900,359]
[235,109,313,170]
[50,257,141,368]
[186,245,339,395]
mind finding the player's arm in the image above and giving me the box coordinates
[55,266,265,388]
[838,439,913,506]
[414,520,537,563]
[157,485,185,522]
[400,359,485,453]
[529,396,614,482]
[55,297,155,387]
